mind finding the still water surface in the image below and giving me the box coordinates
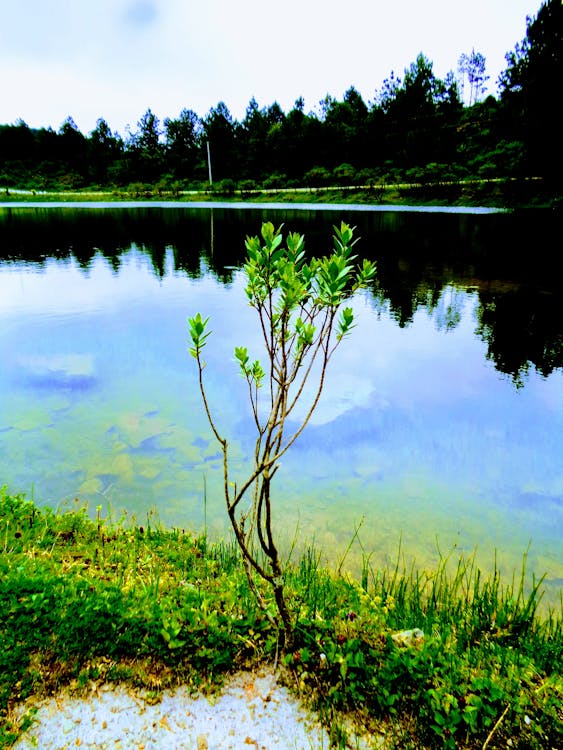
[0,204,561,601]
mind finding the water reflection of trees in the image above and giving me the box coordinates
[0,206,560,385]
[0,207,244,283]
[476,288,562,386]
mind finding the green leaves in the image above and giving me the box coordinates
[242,221,376,313]
[190,222,377,405]
[285,231,306,265]
[250,360,265,387]
[235,346,265,388]
[315,253,355,306]
[190,222,376,409]
[337,307,355,341]
[356,258,377,288]
[234,346,249,369]
[244,223,285,305]
[260,220,283,248]
[295,317,316,350]
[277,260,308,312]
[187,313,211,359]
[333,220,357,253]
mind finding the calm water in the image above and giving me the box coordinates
[1,204,561,602]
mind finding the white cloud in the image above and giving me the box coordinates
[0,0,542,133]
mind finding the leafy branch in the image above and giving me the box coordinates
[188,221,376,646]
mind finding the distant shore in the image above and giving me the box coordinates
[1,176,559,210]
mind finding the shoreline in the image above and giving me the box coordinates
[2,490,561,749]
[0,176,558,211]
[0,199,511,213]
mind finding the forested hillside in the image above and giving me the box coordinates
[1,0,560,201]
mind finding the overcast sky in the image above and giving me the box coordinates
[1,0,541,136]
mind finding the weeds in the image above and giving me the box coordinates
[1,486,561,748]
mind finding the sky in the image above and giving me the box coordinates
[1,0,542,137]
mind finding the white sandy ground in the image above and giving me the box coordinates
[11,668,384,749]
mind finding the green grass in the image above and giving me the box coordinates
[1,176,556,209]
[1,486,561,748]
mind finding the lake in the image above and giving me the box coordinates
[0,203,561,605]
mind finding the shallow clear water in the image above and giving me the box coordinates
[0,205,561,604]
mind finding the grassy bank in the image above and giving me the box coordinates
[1,177,558,210]
[1,487,561,749]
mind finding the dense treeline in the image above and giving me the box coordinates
[0,0,560,195]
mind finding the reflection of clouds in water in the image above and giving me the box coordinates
[14,353,98,392]
[291,373,376,426]
[279,296,386,427]
[16,354,95,378]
